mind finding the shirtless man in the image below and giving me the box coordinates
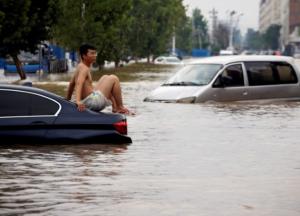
[66,44,130,114]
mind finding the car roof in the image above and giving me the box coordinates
[0,84,62,100]
[185,55,295,65]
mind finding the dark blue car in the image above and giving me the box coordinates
[0,84,132,144]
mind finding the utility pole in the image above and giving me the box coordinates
[228,10,236,51]
[227,11,243,51]
[172,26,176,56]
[209,8,218,45]
[191,13,202,49]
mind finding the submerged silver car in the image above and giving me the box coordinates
[144,55,300,103]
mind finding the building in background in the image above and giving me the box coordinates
[281,0,290,47]
[259,0,281,33]
[260,0,300,55]
[288,0,300,47]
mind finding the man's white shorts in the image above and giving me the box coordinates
[82,90,111,111]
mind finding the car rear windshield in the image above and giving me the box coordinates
[163,64,223,86]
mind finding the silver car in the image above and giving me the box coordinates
[144,55,300,103]
[154,56,184,65]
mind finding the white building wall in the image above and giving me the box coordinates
[259,0,282,33]
[280,0,290,46]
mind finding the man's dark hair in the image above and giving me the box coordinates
[79,44,96,59]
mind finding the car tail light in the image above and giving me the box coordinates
[113,120,128,135]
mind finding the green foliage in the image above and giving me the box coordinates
[232,29,242,50]
[100,1,133,66]
[53,0,132,65]
[245,25,281,51]
[263,24,281,50]
[214,22,229,50]
[53,0,186,64]
[0,0,59,79]
[0,11,4,33]
[192,8,209,49]
[0,0,59,56]
[176,16,193,53]
[244,28,263,50]
[127,0,186,60]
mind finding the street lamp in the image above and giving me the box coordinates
[227,11,243,51]
[228,10,236,50]
[172,26,176,56]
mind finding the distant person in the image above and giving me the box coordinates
[67,44,131,114]
[273,50,281,56]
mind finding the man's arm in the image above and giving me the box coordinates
[66,76,75,100]
[75,67,88,111]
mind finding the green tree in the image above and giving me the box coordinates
[0,0,59,80]
[213,22,230,51]
[53,0,132,67]
[54,0,185,64]
[128,0,185,61]
[176,16,193,54]
[263,24,281,50]
[232,29,242,50]
[192,8,209,49]
[103,4,133,67]
[0,11,4,32]
[244,28,263,50]
[127,0,149,60]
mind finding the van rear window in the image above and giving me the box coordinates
[245,62,298,86]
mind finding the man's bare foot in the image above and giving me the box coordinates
[114,107,135,115]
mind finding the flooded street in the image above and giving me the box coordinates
[1,66,300,215]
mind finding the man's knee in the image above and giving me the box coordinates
[109,74,119,82]
[98,74,108,81]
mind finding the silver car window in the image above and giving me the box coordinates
[221,64,244,87]
[276,64,298,84]
[245,62,298,86]
[163,64,222,86]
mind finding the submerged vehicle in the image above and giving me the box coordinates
[0,84,132,144]
[154,56,183,65]
[144,55,300,103]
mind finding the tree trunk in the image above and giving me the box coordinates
[12,54,26,80]
[152,55,156,63]
[114,60,120,68]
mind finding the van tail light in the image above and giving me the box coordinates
[113,120,128,135]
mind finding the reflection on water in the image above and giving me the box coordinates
[0,144,129,215]
[1,66,300,215]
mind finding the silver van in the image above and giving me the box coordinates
[144,55,300,103]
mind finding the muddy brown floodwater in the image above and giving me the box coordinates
[1,64,300,216]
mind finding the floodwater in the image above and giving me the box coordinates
[1,66,300,216]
